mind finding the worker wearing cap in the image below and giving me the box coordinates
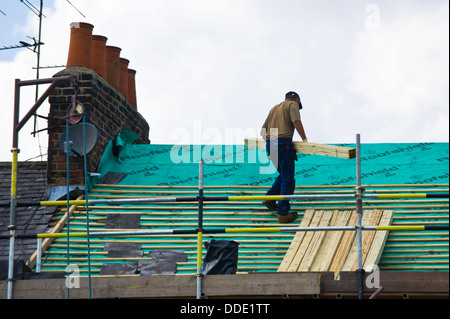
[260,91,307,223]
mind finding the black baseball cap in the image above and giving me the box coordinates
[285,91,303,110]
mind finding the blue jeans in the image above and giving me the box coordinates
[265,138,297,216]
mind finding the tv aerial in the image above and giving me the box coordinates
[0,36,44,52]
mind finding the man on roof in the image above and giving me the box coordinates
[260,91,308,223]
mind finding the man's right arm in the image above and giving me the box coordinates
[260,121,267,141]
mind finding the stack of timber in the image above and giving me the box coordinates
[278,209,393,278]
[244,138,356,159]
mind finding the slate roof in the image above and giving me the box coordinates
[0,161,56,261]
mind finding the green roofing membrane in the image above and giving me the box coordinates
[39,138,448,275]
[96,139,449,187]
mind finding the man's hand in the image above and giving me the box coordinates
[302,138,308,143]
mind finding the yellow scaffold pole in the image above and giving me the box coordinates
[196,160,204,300]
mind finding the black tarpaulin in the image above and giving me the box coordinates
[201,240,239,275]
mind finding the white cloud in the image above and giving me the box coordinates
[1,1,448,161]
[346,2,449,142]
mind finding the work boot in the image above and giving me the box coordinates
[262,200,277,211]
[277,212,298,224]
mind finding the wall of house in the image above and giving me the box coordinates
[47,22,149,187]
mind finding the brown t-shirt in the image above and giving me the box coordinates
[261,101,301,140]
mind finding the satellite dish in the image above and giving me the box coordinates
[66,102,84,125]
[60,123,99,157]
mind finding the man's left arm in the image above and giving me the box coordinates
[289,102,307,142]
[293,120,307,142]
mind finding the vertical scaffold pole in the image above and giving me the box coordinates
[7,149,18,300]
[36,237,42,273]
[65,116,71,299]
[356,133,364,299]
[196,160,204,299]
[7,79,21,299]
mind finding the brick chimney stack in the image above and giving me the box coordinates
[46,22,149,187]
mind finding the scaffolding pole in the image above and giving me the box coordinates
[196,160,204,300]
[65,111,71,299]
[2,224,446,240]
[356,133,364,300]
[1,191,448,208]
[82,103,93,299]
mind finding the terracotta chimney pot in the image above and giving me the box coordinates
[119,57,129,99]
[91,35,108,78]
[66,22,94,68]
[105,46,121,90]
[127,69,137,110]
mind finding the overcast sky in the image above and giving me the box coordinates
[0,0,448,162]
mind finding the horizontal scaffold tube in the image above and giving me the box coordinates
[226,193,449,200]
[0,192,448,207]
[0,225,447,239]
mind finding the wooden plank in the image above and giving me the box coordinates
[1,272,448,299]
[365,210,394,272]
[363,209,383,266]
[320,271,450,296]
[286,210,324,272]
[340,210,374,273]
[278,209,315,272]
[311,210,352,272]
[329,211,357,279]
[202,273,320,297]
[0,273,321,299]
[351,209,383,271]
[309,210,339,271]
[298,210,333,271]
[245,138,356,159]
